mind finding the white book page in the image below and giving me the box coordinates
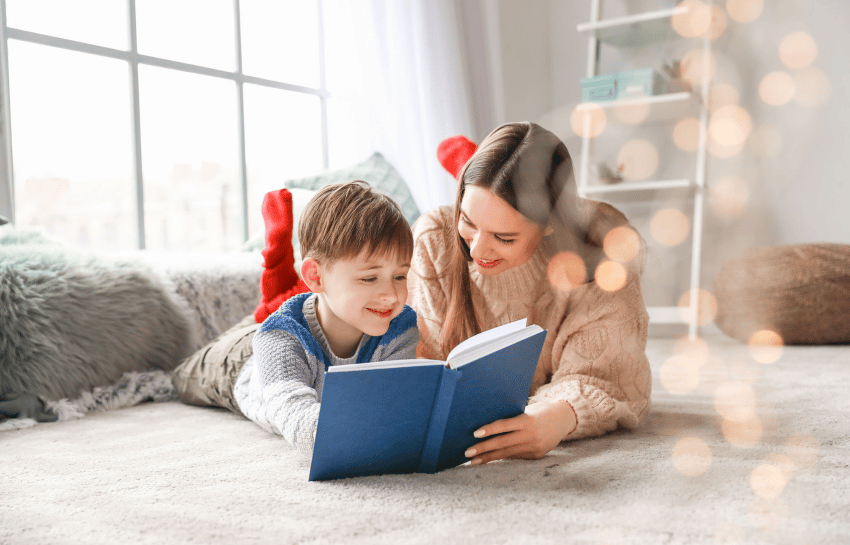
[447,325,542,369]
[446,318,528,362]
[327,359,445,372]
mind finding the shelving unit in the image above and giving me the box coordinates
[576,1,712,338]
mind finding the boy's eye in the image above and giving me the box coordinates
[394,275,407,281]
[361,277,377,283]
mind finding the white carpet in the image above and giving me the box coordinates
[2,333,848,545]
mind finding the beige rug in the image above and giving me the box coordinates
[2,332,848,544]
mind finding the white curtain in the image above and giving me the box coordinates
[321,0,477,212]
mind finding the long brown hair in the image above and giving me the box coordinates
[439,122,593,356]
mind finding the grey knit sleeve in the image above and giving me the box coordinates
[245,329,324,456]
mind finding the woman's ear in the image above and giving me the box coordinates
[301,257,323,293]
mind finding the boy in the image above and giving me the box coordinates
[232,181,418,455]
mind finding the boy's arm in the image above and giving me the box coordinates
[243,329,323,455]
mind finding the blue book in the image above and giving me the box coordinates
[309,319,547,481]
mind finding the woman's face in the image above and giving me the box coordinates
[458,185,547,276]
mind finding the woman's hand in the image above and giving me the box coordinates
[464,399,576,465]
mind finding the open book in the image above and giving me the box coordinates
[309,319,547,481]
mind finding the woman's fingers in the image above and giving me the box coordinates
[473,412,529,439]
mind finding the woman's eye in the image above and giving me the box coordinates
[496,236,515,245]
[460,217,474,227]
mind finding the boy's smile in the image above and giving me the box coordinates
[308,249,410,358]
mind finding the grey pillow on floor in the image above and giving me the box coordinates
[0,226,193,400]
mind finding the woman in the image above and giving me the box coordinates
[409,122,651,465]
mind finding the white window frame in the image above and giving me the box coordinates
[0,0,329,248]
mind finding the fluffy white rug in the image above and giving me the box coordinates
[2,332,848,544]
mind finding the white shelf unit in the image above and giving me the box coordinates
[576,1,712,338]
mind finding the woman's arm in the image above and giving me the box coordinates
[467,275,651,464]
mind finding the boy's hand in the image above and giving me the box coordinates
[464,399,576,465]
[0,392,59,422]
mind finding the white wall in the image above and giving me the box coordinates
[483,0,850,299]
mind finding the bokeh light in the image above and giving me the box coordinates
[706,5,728,40]
[595,260,628,292]
[708,175,749,222]
[779,31,818,70]
[714,381,756,419]
[759,71,796,106]
[672,437,712,476]
[793,67,832,107]
[681,48,716,88]
[709,105,752,147]
[613,102,651,124]
[748,330,783,364]
[672,0,711,38]
[709,83,740,111]
[677,289,717,326]
[707,137,744,159]
[722,409,762,447]
[786,433,819,469]
[751,463,788,499]
[660,356,701,395]
[726,0,763,23]
[747,125,783,158]
[651,208,690,247]
[617,139,659,181]
[571,104,607,138]
[603,226,641,263]
[749,497,787,532]
[673,335,710,367]
[673,117,701,152]
[547,251,586,291]
[765,453,796,479]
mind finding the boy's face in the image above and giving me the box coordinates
[314,249,410,339]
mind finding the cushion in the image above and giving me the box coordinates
[284,152,420,226]
[0,226,193,400]
[713,243,850,345]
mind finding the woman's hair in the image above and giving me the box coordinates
[299,180,413,265]
[439,122,592,356]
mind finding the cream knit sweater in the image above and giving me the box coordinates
[409,205,651,440]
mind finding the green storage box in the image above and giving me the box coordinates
[581,68,663,102]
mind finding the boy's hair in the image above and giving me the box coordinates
[298,180,413,264]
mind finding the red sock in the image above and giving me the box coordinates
[254,189,310,322]
[437,135,478,180]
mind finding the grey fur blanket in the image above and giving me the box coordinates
[0,226,193,401]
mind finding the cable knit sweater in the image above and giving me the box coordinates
[409,205,651,440]
[234,292,419,455]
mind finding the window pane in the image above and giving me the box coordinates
[6,0,129,50]
[244,84,323,235]
[135,0,235,71]
[139,65,240,252]
[240,0,320,87]
[8,41,136,250]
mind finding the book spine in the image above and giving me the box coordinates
[416,368,460,474]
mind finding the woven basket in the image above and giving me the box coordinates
[713,243,850,345]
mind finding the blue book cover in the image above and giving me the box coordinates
[309,320,546,481]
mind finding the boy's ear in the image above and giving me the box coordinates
[300,257,323,293]
[543,225,555,237]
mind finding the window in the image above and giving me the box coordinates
[0,0,327,252]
